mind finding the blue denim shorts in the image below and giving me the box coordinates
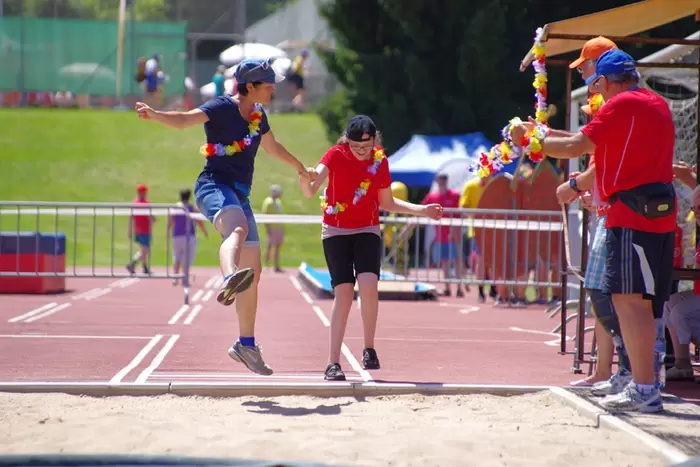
[194,178,260,246]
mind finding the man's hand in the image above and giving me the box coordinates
[135,102,156,121]
[509,117,537,143]
[556,180,579,205]
[579,192,595,212]
[422,204,444,220]
[673,161,697,188]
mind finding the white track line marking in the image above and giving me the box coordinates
[205,276,218,289]
[510,326,560,337]
[341,343,371,381]
[312,305,330,327]
[72,288,101,300]
[85,288,112,301]
[191,290,204,302]
[168,305,190,325]
[116,278,140,288]
[8,302,58,323]
[134,335,180,384]
[287,276,372,382]
[289,276,303,292]
[24,303,72,323]
[183,305,202,325]
[544,337,575,347]
[0,334,151,339]
[108,277,140,288]
[149,373,365,380]
[344,336,553,344]
[459,306,480,314]
[201,290,213,302]
[109,335,163,384]
[300,291,314,304]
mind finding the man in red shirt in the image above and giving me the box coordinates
[422,173,465,297]
[513,49,676,413]
[127,184,156,275]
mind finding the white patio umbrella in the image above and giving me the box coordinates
[199,78,236,100]
[223,56,293,79]
[219,42,287,66]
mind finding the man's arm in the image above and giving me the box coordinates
[549,129,576,138]
[555,163,596,204]
[261,130,307,173]
[541,132,597,160]
[575,164,596,192]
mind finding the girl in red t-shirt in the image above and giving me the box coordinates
[298,115,443,381]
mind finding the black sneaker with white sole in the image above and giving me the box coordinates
[362,348,380,370]
[217,268,255,306]
[324,363,346,381]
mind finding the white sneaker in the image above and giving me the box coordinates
[599,382,664,413]
[591,368,633,397]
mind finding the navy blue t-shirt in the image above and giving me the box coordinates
[196,95,271,190]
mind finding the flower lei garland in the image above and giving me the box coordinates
[587,93,604,114]
[199,103,264,157]
[475,27,550,178]
[320,146,386,215]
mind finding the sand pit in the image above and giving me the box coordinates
[0,390,671,467]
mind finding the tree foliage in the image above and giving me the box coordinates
[316,0,698,154]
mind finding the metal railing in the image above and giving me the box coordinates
[0,201,195,304]
[1,201,567,307]
[380,207,564,300]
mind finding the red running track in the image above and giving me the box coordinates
[0,267,694,399]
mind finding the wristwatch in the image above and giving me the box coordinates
[569,177,582,193]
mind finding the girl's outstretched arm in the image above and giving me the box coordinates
[378,188,443,219]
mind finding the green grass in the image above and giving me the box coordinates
[0,107,332,269]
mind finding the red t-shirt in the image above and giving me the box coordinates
[580,88,676,233]
[131,198,153,235]
[320,144,392,229]
[423,189,460,243]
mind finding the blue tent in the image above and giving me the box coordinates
[387,132,518,188]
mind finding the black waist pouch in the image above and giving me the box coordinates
[608,182,675,219]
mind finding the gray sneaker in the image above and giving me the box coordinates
[227,340,274,376]
[591,368,633,397]
[599,382,664,413]
[217,268,255,306]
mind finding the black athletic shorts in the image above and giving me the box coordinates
[602,227,674,304]
[322,233,382,288]
[286,72,304,90]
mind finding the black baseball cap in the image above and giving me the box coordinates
[344,115,377,142]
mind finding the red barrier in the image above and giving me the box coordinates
[0,233,66,294]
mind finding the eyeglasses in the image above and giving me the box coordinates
[576,59,597,75]
[349,142,373,151]
[241,59,271,78]
[589,76,604,88]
